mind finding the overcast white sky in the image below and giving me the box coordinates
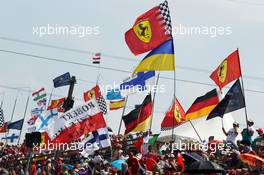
[0,0,264,143]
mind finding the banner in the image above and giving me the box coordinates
[47,98,104,140]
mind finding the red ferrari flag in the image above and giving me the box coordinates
[47,98,65,112]
[83,85,101,102]
[210,50,242,90]
[125,1,172,55]
[161,98,186,131]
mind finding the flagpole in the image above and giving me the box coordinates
[171,56,176,143]
[149,72,160,131]
[46,88,54,110]
[17,89,31,145]
[188,120,202,142]
[0,92,4,108]
[118,95,128,135]
[237,48,249,130]
[96,57,101,84]
[8,90,20,137]
[0,92,7,144]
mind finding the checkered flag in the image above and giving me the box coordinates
[97,95,107,115]
[159,0,172,35]
[0,108,4,128]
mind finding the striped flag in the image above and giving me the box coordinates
[32,88,47,102]
[109,99,125,110]
[92,53,101,64]
[185,89,219,121]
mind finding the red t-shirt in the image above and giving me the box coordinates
[127,157,140,174]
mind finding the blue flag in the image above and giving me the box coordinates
[7,119,24,130]
[207,80,245,120]
[120,71,155,91]
[106,89,122,100]
[53,72,71,88]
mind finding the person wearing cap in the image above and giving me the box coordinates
[222,121,240,150]
[241,119,255,150]
[252,128,264,153]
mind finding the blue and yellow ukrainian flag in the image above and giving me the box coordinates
[132,39,175,76]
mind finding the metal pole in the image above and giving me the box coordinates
[96,56,101,84]
[0,92,4,108]
[149,72,160,131]
[237,48,249,130]
[25,149,33,174]
[189,121,202,142]
[117,96,128,135]
[10,90,19,123]
[17,91,30,145]
[171,61,176,143]
[46,88,54,110]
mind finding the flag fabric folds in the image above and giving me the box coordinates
[106,89,122,100]
[27,115,38,126]
[210,50,241,90]
[148,134,160,145]
[47,98,65,112]
[1,133,19,143]
[92,53,101,64]
[207,80,245,120]
[7,119,24,130]
[185,89,219,121]
[0,123,7,133]
[161,98,186,131]
[125,1,172,55]
[109,99,125,110]
[120,71,155,91]
[32,88,47,102]
[47,99,106,143]
[122,94,152,134]
[0,108,5,128]
[83,85,101,102]
[79,127,111,157]
[35,109,58,132]
[84,85,107,115]
[53,72,71,88]
[132,39,175,76]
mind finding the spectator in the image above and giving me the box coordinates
[222,121,240,150]
[126,152,140,175]
[241,119,255,151]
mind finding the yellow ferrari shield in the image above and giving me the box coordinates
[133,20,152,43]
[217,60,228,83]
[174,105,182,123]
[88,90,96,99]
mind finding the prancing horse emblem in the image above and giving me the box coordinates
[133,20,152,43]
[217,60,228,83]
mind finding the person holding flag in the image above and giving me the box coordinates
[222,121,240,150]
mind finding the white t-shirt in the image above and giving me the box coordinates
[226,128,240,144]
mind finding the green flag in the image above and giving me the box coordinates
[148,134,159,145]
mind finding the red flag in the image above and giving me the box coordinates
[83,85,101,102]
[47,98,65,112]
[0,123,7,133]
[134,137,144,153]
[125,1,172,55]
[210,50,242,90]
[52,112,106,143]
[161,98,186,130]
